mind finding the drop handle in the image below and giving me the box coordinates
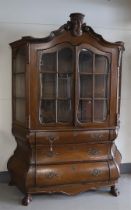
[48,136,57,152]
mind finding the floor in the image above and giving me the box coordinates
[0,175,131,210]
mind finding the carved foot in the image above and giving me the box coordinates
[8,179,15,186]
[22,194,32,206]
[110,185,120,197]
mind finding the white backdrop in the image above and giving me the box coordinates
[0,0,131,171]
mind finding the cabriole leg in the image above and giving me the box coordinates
[8,179,15,186]
[110,185,120,196]
[22,194,32,206]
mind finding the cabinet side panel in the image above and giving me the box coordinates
[12,45,28,127]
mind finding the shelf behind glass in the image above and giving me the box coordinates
[40,73,56,99]
[58,73,72,99]
[39,100,56,123]
[14,74,25,98]
[80,75,93,98]
[79,49,93,73]
[40,52,57,73]
[94,74,109,98]
[14,47,26,73]
[95,54,108,74]
[57,100,72,122]
[39,99,72,123]
[77,99,108,123]
[94,99,108,122]
[78,99,92,123]
[15,98,26,123]
[58,48,73,74]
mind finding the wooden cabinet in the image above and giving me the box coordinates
[8,13,124,205]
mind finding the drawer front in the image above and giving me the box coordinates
[36,130,111,145]
[36,143,111,164]
[36,162,109,187]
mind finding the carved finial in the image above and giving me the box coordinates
[69,13,85,36]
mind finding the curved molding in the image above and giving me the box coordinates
[10,13,125,51]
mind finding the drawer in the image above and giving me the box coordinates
[36,162,109,187]
[36,143,111,164]
[36,130,111,145]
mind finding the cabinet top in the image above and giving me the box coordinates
[10,12,124,50]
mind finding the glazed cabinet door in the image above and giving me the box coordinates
[30,43,116,129]
[37,44,74,126]
[76,45,111,127]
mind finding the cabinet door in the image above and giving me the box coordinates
[76,45,111,126]
[38,44,74,125]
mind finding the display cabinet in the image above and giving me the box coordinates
[8,13,124,205]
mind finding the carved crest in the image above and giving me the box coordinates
[67,13,85,36]
[11,12,124,51]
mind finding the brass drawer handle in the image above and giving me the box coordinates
[88,148,100,156]
[46,151,55,157]
[48,136,57,142]
[91,169,101,176]
[48,136,57,152]
[91,134,104,140]
[45,172,58,179]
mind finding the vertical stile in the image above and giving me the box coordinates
[92,53,95,122]
[56,50,58,123]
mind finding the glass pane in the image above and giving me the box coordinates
[95,55,108,74]
[39,47,74,125]
[40,52,56,72]
[14,74,25,98]
[15,99,26,123]
[80,75,93,98]
[78,100,92,123]
[77,50,110,124]
[58,100,72,122]
[58,73,72,99]
[58,48,73,73]
[14,47,26,73]
[94,75,109,98]
[41,73,56,99]
[39,100,56,123]
[94,100,107,122]
[79,50,93,73]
